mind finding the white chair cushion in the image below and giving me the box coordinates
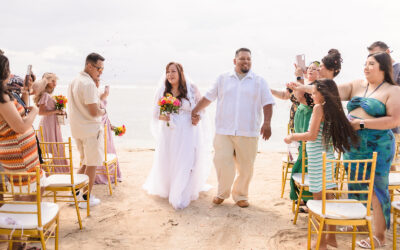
[105,153,117,163]
[389,172,400,186]
[45,174,89,187]
[307,199,367,219]
[292,173,309,186]
[392,201,400,211]
[0,202,58,229]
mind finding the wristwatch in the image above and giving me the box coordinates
[359,120,365,129]
[296,76,304,81]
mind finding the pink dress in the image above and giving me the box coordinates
[95,100,121,184]
[38,92,70,173]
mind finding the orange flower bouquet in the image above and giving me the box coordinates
[158,93,181,126]
[54,95,68,125]
[113,125,126,136]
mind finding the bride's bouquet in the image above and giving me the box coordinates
[113,125,126,136]
[54,95,68,125]
[158,93,181,127]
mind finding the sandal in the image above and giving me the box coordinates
[357,236,386,249]
[299,207,308,213]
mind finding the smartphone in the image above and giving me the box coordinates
[295,54,306,71]
[25,65,32,87]
[104,85,110,94]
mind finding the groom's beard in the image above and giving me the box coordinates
[240,68,250,74]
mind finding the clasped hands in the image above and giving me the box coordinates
[191,112,200,126]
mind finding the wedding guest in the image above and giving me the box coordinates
[290,52,400,248]
[143,62,211,209]
[33,73,69,172]
[68,53,106,208]
[191,48,274,208]
[368,41,400,136]
[288,61,320,207]
[94,80,122,184]
[0,55,43,250]
[285,79,358,249]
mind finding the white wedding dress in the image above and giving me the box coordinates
[143,83,211,209]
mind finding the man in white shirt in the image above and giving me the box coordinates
[191,48,275,207]
[68,53,107,208]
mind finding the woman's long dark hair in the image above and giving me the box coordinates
[163,62,188,101]
[315,79,358,152]
[368,52,396,85]
[0,55,12,103]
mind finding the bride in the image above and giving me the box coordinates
[143,62,211,209]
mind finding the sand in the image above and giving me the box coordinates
[1,148,397,249]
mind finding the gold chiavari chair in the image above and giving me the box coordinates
[40,138,90,229]
[0,166,59,250]
[96,124,118,195]
[307,152,377,250]
[34,126,53,169]
[291,141,313,224]
[393,200,400,250]
[389,139,400,204]
[281,123,296,198]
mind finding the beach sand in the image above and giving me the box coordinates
[1,148,397,249]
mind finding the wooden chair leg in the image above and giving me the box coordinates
[55,215,59,250]
[394,212,397,250]
[307,214,312,250]
[39,230,46,250]
[105,164,113,195]
[281,163,285,198]
[72,188,83,229]
[315,218,324,250]
[86,187,90,217]
[293,187,304,225]
[367,220,374,250]
[352,223,357,250]
[114,164,118,186]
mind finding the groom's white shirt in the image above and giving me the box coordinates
[204,70,275,137]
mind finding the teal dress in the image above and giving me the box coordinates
[344,96,395,229]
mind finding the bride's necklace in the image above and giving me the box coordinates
[363,81,385,98]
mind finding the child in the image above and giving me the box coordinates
[284,78,358,249]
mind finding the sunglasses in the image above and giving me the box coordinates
[91,64,104,72]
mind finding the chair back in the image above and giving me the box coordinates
[39,138,74,180]
[391,139,400,169]
[321,152,378,217]
[300,141,308,184]
[0,166,44,228]
[104,124,108,162]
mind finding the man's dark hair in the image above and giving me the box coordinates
[235,48,251,57]
[367,41,389,51]
[85,53,105,64]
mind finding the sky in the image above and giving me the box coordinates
[2,0,400,88]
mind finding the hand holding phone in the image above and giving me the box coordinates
[295,54,306,72]
[24,65,32,87]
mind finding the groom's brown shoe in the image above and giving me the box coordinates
[212,196,224,205]
[236,200,249,208]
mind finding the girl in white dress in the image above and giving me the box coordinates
[143,62,211,209]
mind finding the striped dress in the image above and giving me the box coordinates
[0,100,41,185]
[306,122,336,193]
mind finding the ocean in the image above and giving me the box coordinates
[34,84,293,153]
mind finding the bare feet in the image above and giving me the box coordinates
[212,196,224,205]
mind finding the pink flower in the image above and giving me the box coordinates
[161,99,166,105]
[173,100,180,106]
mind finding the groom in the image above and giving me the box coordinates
[191,48,274,207]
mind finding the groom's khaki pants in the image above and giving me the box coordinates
[213,134,258,202]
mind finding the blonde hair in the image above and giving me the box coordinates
[34,73,58,106]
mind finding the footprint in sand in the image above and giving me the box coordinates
[268,228,307,249]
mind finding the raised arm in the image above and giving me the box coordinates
[271,88,290,100]
[0,96,38,134]
[284,104,323,143]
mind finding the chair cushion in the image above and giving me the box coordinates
[105,153,117,163]
[0,202,59,229]
[292,173,309,186]
[392,201,400,211]
[45,174,89,187]
[307,199,367,219]
[389,172,400,186]
[282,156,296,164]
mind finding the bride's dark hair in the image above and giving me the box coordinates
[315,79,359,152]
[163,62,188,101]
